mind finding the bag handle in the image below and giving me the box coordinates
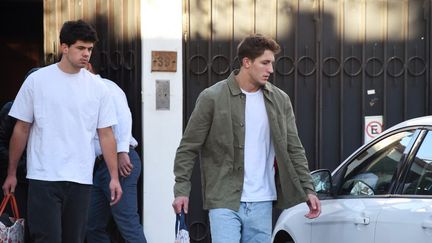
[0,193,20,219]
[175,209,188,236]
[0,194,10,215]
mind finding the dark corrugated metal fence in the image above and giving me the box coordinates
[184,0,432,242]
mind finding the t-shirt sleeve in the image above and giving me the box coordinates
[9,78,34,123]
[97,85,117,129]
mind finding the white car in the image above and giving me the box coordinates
[272,116,432,243]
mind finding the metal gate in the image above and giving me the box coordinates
[183,0,432,242]
[43,1,142,242]
[43,1,142,150]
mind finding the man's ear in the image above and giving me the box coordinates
[60,43,69,54]
[86,63,95,73]
[242,57,251,68]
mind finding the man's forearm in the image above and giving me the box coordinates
[105,156,119,181]
[98,127,119,181]
[8,121,30,176]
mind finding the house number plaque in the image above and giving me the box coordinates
[151,51,177,72]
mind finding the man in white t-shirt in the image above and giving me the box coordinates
[2,19,122,243]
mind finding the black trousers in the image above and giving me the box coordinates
[27,179,92,243]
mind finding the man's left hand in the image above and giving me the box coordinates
[118,152,133,177]
[109,179,123,205]
[305,193,321,219]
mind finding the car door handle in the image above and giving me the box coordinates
[354,217,370,225]
[421,220,432,229]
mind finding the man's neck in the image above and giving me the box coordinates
[235,69,261,92]
[57,59,81,74]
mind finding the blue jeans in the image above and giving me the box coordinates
[208,201,273,243]
[86,148,147,243]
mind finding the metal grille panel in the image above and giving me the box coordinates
[184,0,431,241]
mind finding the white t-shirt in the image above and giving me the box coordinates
[240,89,277,202]
[9,64,117,184]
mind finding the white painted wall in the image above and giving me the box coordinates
[141,0,183,242]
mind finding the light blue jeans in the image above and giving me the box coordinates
[208,201,273,243]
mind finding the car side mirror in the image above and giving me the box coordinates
[350,180,375,196]
[311,169,332,195]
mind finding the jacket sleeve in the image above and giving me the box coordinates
[0,102,15,164]
[284,97,316,195]
[173,89,214,197]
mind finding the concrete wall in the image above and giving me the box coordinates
[141,0,183,242]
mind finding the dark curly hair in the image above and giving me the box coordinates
[59,19,98,46]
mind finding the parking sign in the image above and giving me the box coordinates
[364,116,383,143]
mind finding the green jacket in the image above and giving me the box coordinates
[174,70,315,210]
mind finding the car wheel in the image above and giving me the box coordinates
[273,231,295,243]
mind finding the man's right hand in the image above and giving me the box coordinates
[2,175,17,195]
[172,196,189,214]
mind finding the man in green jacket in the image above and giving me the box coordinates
[172,34,321,243]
